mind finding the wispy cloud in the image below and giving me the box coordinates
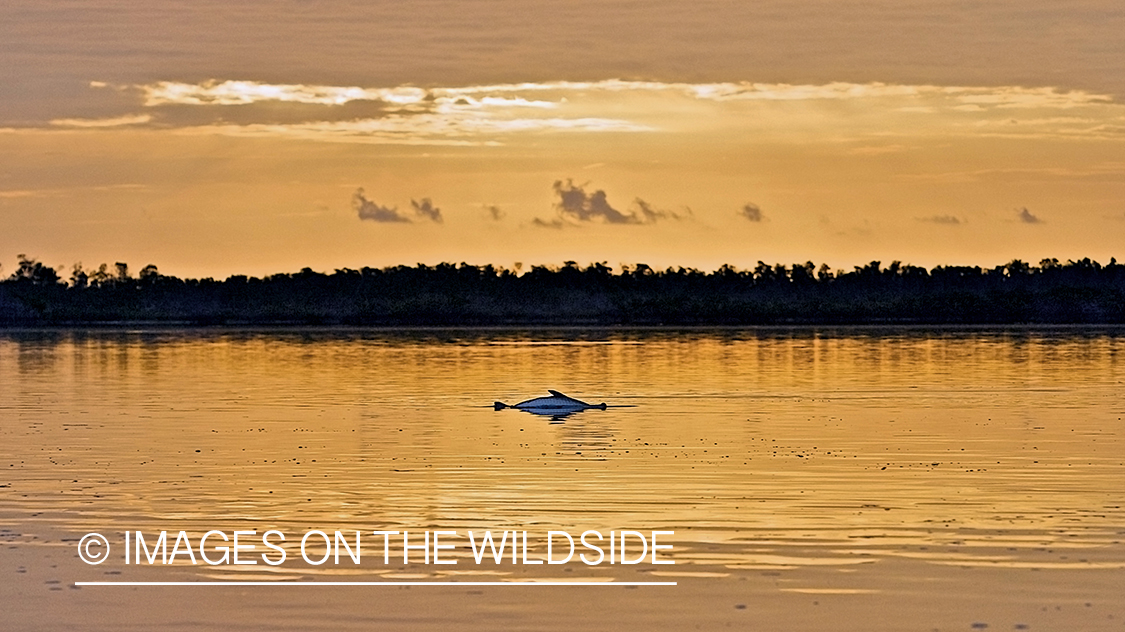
[848,144,910,156]
[143,81,428,107]
[49,114,152,128]
[176,115,647,145]
[140,79,1115,111]
[950,87,1110,110]
[918,214,963,225]
[434,95,556,111]
[1017,207,1043,224]
[0,184,147,199]
[896,163,1125,184]
[0,189,51,199]
[457,80,1113,112]
[738,203,764,222]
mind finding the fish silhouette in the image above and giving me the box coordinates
[493,390,608,414]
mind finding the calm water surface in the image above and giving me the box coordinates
[2,327,1123,579]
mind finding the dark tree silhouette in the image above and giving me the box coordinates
[2,256,1123,325]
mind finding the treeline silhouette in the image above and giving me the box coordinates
[2,256,1123,325]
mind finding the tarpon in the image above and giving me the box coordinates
[493,390,608,413]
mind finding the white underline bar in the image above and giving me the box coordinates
[75,581,677,586]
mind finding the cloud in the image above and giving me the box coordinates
[738,203,764,222]
[535,180,684,227]
[552,180,635,224]
[531,217,566,229]
[100,78,1123,146]
[634,198,685,223]
[1016,207,1043,223]
[353,188,410,223]
[353,189,444,223]
[410,198,443,223]
[558,178,630,222]
[918,214,962,224]
[130,80,652,146]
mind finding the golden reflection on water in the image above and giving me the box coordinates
[1,328,1123,578]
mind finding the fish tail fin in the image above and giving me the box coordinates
[494,402,509,410]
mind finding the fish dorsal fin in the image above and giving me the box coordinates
[547,390,588,405]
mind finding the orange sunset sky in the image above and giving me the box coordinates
[1,1,1123,279]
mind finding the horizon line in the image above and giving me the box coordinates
[75,580,678,587]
